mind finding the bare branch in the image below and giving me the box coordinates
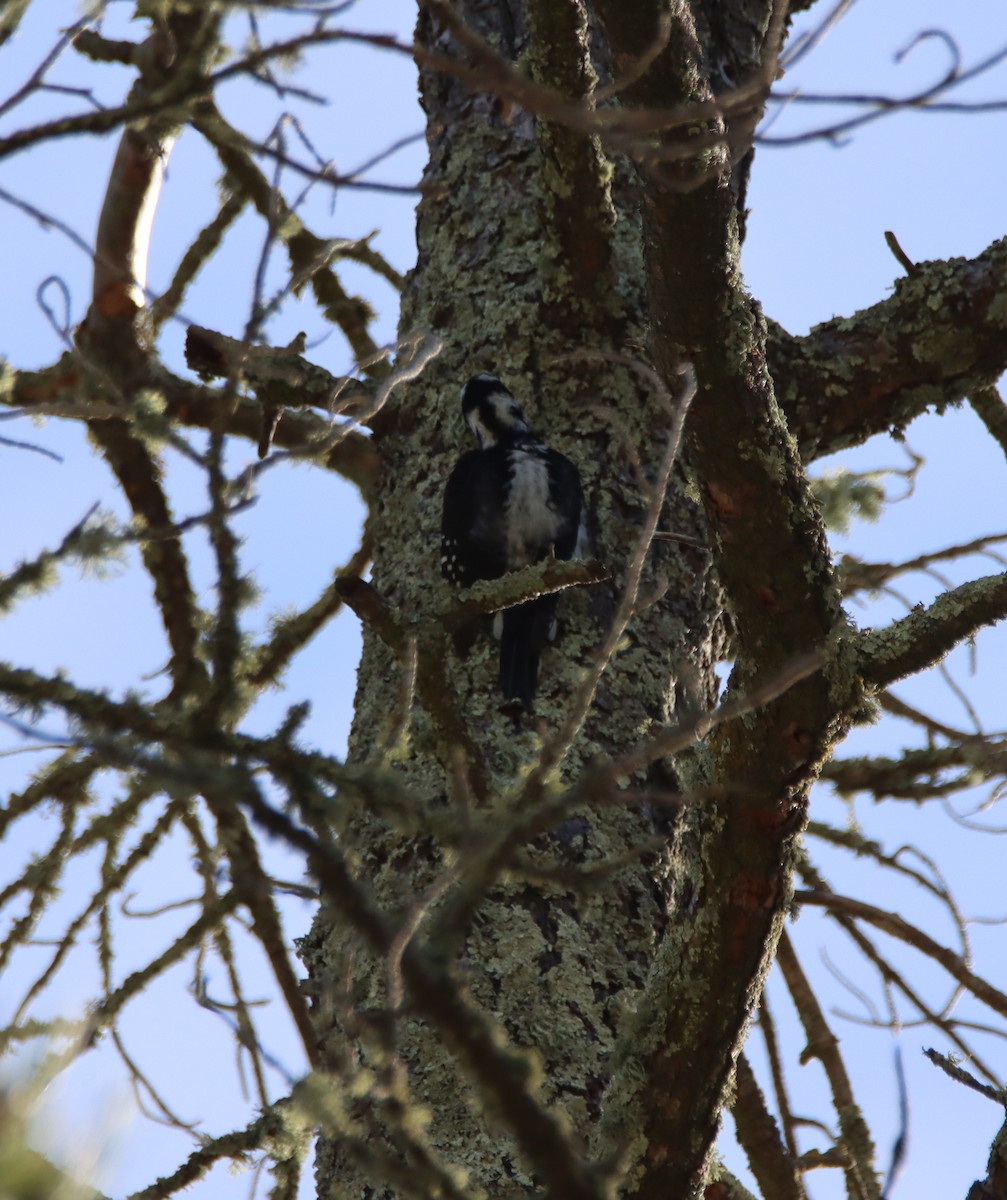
[731,1051,806,1200]
[192,100,386,368]
[923,1048,1004,1105]
[763,36,1007,146]
[777,931,881,1199]
[797,889,1007,1022]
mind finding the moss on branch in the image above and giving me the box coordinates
[858,571,1007,689]
[771,236,1007,462]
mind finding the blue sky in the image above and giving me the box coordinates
[2,3,1006,1198]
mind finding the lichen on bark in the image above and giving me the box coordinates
[300,4,726,1196]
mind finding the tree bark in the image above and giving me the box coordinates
[300,2,733,1196]
[300,2,844,1198]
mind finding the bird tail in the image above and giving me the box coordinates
[499,597,556,709]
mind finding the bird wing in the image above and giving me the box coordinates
[441,449,507,586]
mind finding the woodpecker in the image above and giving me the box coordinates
[441,373,583,709]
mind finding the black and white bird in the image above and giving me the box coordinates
[441,373,583,709]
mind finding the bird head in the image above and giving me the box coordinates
[461,374,531,447]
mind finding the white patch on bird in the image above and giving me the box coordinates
[505,448,556,566]
[441,537,459,578]
[466,392,530,448]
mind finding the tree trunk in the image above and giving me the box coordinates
[300,3,846,1197]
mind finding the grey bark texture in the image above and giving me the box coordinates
[302,2,832,1197]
